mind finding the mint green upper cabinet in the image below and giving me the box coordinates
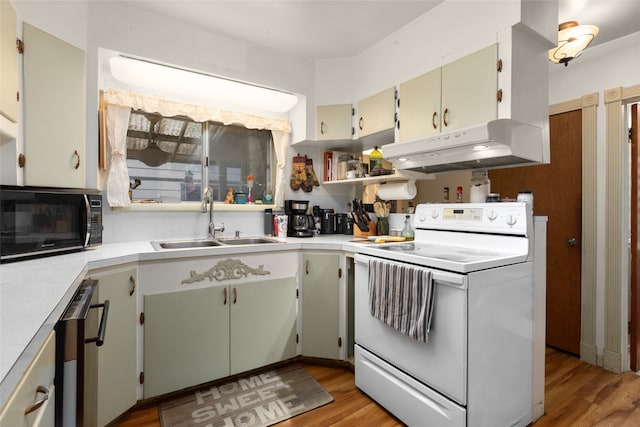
[398,44,498,142]
[398,68,441,142]
[0,1,17,124]
[317,104,353,141]
[441,44,498,133]
[23,23,85,188]
[357,87,396,138]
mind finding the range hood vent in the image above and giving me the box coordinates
[382,119,548,175]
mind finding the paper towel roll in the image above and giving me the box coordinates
[377,181,417,200]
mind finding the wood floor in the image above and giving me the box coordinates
[113,347,640,426]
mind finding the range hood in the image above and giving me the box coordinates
[382,119,548,174]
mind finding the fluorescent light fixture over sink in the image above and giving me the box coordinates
[109,56,299,113]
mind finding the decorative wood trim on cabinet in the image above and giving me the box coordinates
[181,258,271,284]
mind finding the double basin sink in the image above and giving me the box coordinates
[151,237,282,251]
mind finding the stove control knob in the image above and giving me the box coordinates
[487,209,498,221]
[430,209,439,219]
[506,214,518,226]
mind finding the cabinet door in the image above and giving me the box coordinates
[230,277,297,375]
[0,0,17,123]
[23,23,85,188]
[86,267,138,427]
[302,253,341,359]
[317,104,353,141]
[143,286,229,398]
[357,87,396,138]
[398,68,442,141]
[441,44,498,132]
[0,331,56,427]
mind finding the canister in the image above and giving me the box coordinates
[335,213,348,234]
[343,216,354,235]
[321,209,335,234]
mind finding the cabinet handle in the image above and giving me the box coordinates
[496,89,503,103]
[443,108,449,127]
[233,287,237,304]
[223,287,228,305]
[305,259,310,275]
[320,121,325,135]
[24,385,49,415]
[358,117,363,131]
[432,112,438,129]
[73,150,80,170]
[129,275,136,296]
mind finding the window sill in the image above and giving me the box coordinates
[115,202,276,212]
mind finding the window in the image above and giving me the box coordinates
[125,110,273,203]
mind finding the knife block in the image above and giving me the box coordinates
[354,220,376,238]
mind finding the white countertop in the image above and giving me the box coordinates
[0,234,368,405]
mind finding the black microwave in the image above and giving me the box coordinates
[1,186,102,262]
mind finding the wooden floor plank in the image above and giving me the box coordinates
[112,349,640,427]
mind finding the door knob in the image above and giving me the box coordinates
[566,238,577,247]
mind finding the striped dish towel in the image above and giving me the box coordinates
[368,259,435,342]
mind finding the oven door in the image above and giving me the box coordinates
[354,253,468,405]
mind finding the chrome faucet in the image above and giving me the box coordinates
[202,186,225,239]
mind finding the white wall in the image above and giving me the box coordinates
[548,30,640,367]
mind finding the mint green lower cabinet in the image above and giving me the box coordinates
[140,253,299,399]
[230,277,297,375]
[86,266,138,426]
[143,286,229,398]
[302,253,341,359]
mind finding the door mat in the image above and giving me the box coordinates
[159,363,334,427]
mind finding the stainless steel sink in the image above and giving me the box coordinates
[151,237,282,250]
[216,237,281,245]
[151,240,224,250]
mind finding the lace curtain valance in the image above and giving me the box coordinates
[102,88,291,208]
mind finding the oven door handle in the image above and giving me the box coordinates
[85,300,110,347]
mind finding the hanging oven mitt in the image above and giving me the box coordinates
[290,154,307,191]
[301,156,320,192]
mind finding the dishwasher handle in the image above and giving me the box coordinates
[85,300,110,347]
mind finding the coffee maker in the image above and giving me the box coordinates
[285,200,314,237]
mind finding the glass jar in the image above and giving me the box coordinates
[377,217,389,236]
[337,154,352,180]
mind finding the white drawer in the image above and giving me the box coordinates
[355,345,465,427]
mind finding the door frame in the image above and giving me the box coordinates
[549,94,599,365]
[603,85,640,373]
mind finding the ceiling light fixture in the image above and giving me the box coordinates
[548,21,599,67]
[109,56,299,113]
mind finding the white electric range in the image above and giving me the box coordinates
[354,202,534,427]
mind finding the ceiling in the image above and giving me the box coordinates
[124,0,640,60]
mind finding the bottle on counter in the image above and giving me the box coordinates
[456,186,463,202]
[401,215,414,241]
